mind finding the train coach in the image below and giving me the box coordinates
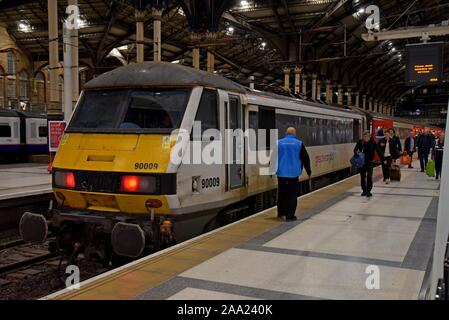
[0,109,47,161]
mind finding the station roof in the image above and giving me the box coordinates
[0,0,448,103]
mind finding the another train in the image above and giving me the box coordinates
[0,109,48,161]
[18,62,441,263]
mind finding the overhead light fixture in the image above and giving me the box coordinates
[17,21,32,33]
[241,0,249,6]
[171,60,180,64]
[77,17,88,28]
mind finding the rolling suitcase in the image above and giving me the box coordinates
[390,164,401,181]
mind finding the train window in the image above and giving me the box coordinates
[122,89,190,130]
[192,89,219,140]
[69,90,127,130]
[258,107,275,150]
[353,119,360,142]
[0,124,11,137]
[39,126,47,137]
[297,117,307,145]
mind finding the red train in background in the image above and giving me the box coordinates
[364,112,442,163]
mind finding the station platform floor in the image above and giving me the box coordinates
[0,164,52,201]
[47,161,440,300]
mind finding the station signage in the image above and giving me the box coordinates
[48,121,67,152]
[405,42,444,86]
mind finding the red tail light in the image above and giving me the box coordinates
[121,175,140,192]
[66,172,76,188]
[54,171,76,189]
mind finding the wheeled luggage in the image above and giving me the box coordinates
[390,164,401,181]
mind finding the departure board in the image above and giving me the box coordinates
[405,43,444,86]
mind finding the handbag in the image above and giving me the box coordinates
[400,154,411,165]
[426,160,435,177]
[350,142,365,168]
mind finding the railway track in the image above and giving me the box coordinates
[0,240,58,276]
[0,239,108,300]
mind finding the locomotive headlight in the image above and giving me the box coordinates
[120,175,157,194]
[54,171,76,189]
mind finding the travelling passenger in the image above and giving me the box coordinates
[354,131,383,197]
[417,128,434,172]
[276,127,312,221]
[434,132,445,180]
[379,130,395,184]
[389,128,402,162]
[404,130,416,169]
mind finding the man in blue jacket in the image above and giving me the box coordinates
[276,127,312,221]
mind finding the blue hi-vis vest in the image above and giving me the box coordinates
[276,135,303,178]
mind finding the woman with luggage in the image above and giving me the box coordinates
[434,132,445,180]
[378,130,398,184]
[353,131,383,197]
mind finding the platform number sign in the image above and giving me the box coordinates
[65,5,81,30]
[364,5,380,32]
[48,121,67,152]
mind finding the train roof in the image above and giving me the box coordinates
[246,88,360,115]
[0,109,19,117]
[83,62,247,93]
[14,110,47,119]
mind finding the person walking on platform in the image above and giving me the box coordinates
[276,127,312,221]
[434,132,445,180]
[417,129,434,173]
[379,130,396,184]
[404,130,416,169]
[389,128,402,163]
[354,131,383,197]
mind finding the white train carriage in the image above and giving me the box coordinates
[0,109,21,158]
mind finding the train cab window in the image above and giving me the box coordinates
[192,89,219,140]
[123,89,190,130]
[39,126,47,137]
[70,90,127,130]
[0,124,11,137]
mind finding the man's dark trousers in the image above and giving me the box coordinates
[419,151,429,172]
[360,165,373,194]
[277,177,299,219]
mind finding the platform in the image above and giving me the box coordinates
[0,164,52,201]
[46,162,439,300]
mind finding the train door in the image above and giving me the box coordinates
[226,94,244,190]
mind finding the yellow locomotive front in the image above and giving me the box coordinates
[19,62,247,262]
[52,87,188,216]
